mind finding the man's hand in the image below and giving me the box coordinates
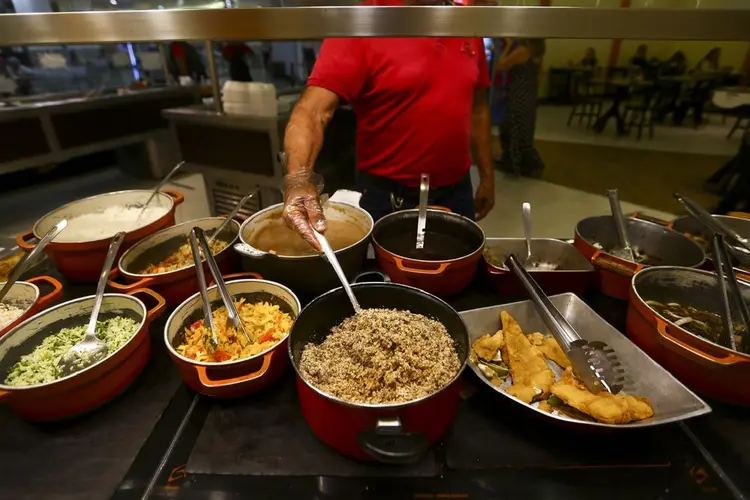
[282,171,326,251]
[474,180,495,221]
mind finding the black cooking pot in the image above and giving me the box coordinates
[289,282,468,462]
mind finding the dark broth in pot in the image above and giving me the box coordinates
[250,219,366,256]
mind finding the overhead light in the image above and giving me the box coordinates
[157,4,165,8]
[110,0,117,4]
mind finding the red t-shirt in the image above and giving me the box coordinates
[306,1,490,188]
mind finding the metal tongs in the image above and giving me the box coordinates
[506,254,626,395]
[189,227,253,352]
[416,173,429,250]
[675,193,750,266]
[711,234,750,354]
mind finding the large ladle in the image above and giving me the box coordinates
[313,228,361,314]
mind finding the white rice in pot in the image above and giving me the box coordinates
[52,205,168,243]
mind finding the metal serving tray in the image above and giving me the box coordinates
[460,293,711,429]
[483,238,594,296]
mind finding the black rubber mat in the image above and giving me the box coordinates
[186,374,439,477]
[444,379,698,470]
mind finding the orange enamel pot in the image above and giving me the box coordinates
[574,215,705,300]
[16,190,184,283]
[0,288,166,421]
[627,266,750,406]
[164,278,300,398]
[107,216,242,308]
[0,276,63,338]
[372,209,485,297]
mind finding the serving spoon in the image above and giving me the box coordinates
[416,173,429,250]
[0,219,68,304]
[135,161,184,224]
[606,188,636,262]
[206,190,257,245]
[313,228,361,314]
[57,231,126,377]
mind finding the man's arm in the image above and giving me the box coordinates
[284,85,340,177]
[281,85,340,250]
[471,88,495,221]
[496,45,531,72]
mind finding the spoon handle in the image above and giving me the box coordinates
[87,232,126,336]
[313,229,361,314]
[416,174,429,250]
[207,190,257,245]
[139,161,184,216]
[522,202,532,261]
[0,219,67,304]
[607,188,635,260]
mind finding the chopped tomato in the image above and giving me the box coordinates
[258,329,275,344]
[213,349,232,362]
[189,319,203,331]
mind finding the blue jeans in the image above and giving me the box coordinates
[357,172,476,223]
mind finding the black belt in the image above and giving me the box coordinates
[357,171,466,199]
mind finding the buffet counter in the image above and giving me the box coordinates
[0,87,199,177]
[1,257,749,500]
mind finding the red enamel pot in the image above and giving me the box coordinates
[372,209,485,297]
[165,277,300,398]
[16,189,184,283]
[574,215,705,300]
[107,216,242,308]
[289,282,468,463]
[627,266,750,406]
[0,288,165,421]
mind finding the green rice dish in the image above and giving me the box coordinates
[4,316,140,387]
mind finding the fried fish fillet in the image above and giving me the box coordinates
[501,312,555,403]
[550,368,654,424]
[526,332,571,369]
[472,330,505,361]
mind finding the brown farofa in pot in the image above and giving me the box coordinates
[299,308,460,405]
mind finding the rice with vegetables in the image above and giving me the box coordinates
[3,316,139,387]
[177,299,293,363]
[142,237,229,274]
[299,308,461,405]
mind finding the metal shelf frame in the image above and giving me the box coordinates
[1,6,749,45]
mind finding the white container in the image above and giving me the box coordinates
[221,81,277,117]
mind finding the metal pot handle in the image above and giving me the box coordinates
[354,270,391,283]
[655,317,743,367]
[357,416,430,464]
